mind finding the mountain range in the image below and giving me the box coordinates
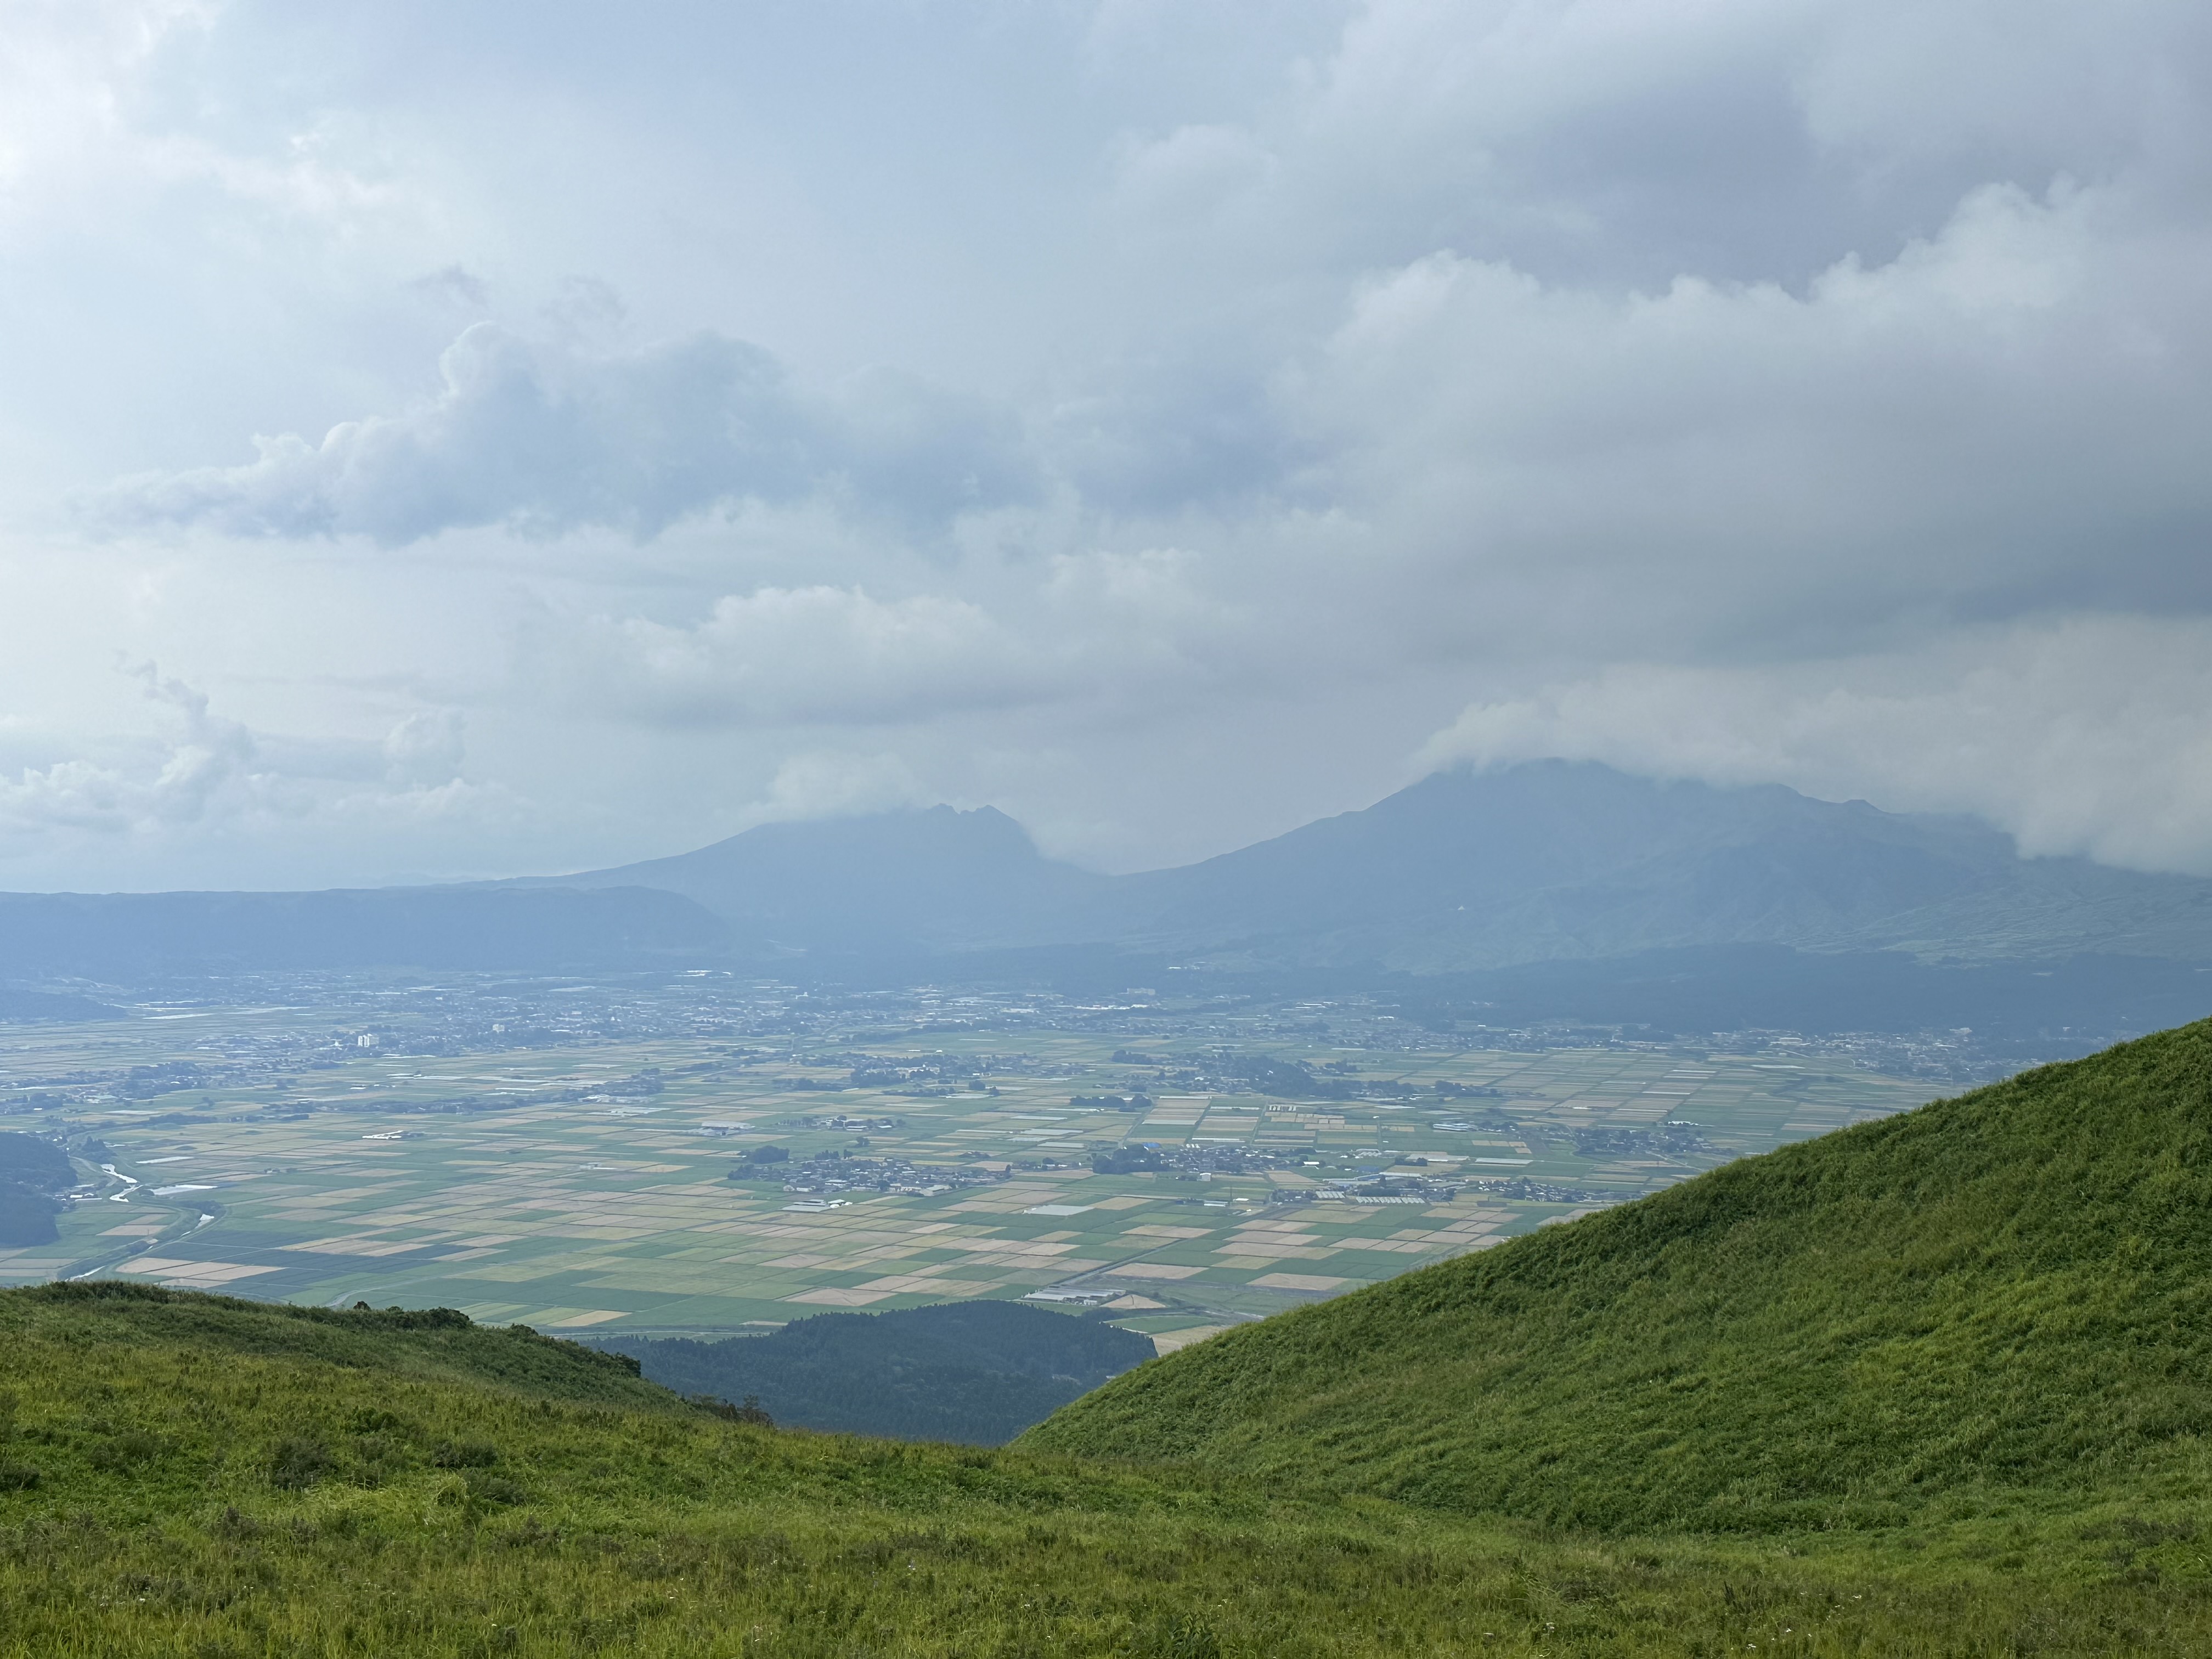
[0,883,721,983]
[7,762,2212,1040]
[542,759,2212,970]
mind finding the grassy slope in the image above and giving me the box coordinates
[1025,1019,2212,1534]
[4,1282,2210,1654]
[2,1283,674,1409]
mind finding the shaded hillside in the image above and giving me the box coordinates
[0,884,729,979]
[1024,1018,2212,1532]
[600,1300,1154,1444]
[0,1132,74,1246]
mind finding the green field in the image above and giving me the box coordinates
[0,978,1926,1347]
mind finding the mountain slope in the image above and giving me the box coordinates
[1112,761,2001,944]
[4,1281,675,1407]
[1023,1018,2212,1531]
[1107,761,2212,968]
[0,1132,76,1245]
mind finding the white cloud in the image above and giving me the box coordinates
[93,325,1042,546]
[754,751,929,823]
[0,667,500,878]
[538,586,1048,727]
[528,545,1249,740]
[0,2,217,219]
[1111,123,1279,222]
[1421,615,2212,877]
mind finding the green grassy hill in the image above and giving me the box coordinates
[1023,1019,2212,1534]
[1,1282,674,1409]
[15,1023,2212,1655]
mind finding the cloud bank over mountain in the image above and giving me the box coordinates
[3,0,2209,887]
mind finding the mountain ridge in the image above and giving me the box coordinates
[8,760,2212,986]
[531,760,2212,970]
[0,884,729,983]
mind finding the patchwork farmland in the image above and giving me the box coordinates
[0,973,1931,1348]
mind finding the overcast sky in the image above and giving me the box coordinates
[3,0,2209,889]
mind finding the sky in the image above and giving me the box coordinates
[2,0,2210,890]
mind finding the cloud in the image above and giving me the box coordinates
[531,548,1241,736]
[92,324,1042,545]
[753,751,929,822]
[11,0,2212,885]
[1421,614,2212,877]
[1291,173,2212,661]
[1111,123,1279,223]
[409,265,492,311]
[0,667,491,860]
[537,586,1051,727]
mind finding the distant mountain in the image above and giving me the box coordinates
[1106,762,2212,969]
[1024,1018,2212,1531]
[9,761,2212,997]
[0,885,727,981]
[1379,945,2212,1054]
[534,762,2212,971]
[522,804,1110,953]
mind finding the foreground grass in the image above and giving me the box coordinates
[3,1288,2211,1655]
[12,1495,2212,1658]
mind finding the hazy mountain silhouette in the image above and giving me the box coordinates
[533,761,2212,970]
[0,885,727,983]
[9,762,2212,990]
[522,804,1110,953]
[1103,762,2212,969]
